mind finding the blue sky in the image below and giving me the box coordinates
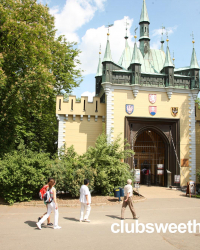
[41,0,200,100]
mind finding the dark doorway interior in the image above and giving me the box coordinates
[134,130,165,186]
[125,117,180,187]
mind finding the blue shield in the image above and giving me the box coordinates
[126,104,134,115]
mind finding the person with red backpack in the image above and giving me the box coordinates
[36,178,61,230]
[38,177,53,226]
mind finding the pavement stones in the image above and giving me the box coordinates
[0,186,200,250]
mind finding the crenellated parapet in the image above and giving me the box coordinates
[56,95,106,117]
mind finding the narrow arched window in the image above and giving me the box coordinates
[96,101,98,112]
[83,100,86,111]
[71,99,73,111]
[59,99,61,110]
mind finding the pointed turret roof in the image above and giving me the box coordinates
[96,53,102,76]
[163,45,174,68]
[139,0,150,24]
[103,35,112,62]
[190,47,200,69]
[118,30,133,69]
[131,43,141,64]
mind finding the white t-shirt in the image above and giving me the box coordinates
[79,185,91,204]
[124,184,133,197]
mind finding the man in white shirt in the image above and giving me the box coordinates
[79,179,91,222]
[121,179,139,220]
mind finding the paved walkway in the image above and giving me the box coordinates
[0,186,200,250]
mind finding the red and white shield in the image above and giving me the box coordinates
[149,94,157,104]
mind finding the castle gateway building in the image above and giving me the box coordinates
[56,0,200,187]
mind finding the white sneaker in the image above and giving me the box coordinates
[84,219,90,223]
[79,219,83,222]
[54,226,62,229]
[36,222,42,230]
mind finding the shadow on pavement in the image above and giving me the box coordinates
[107,198,120,202]
[24,220,38,228]
[63,217,79,222]
[24,220,50,229]
[106,215,121,220]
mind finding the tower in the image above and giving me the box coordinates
[129,31,141,85]
[95,45,102,95]
[162,36,174,86]
[139,0,150,56]
[190,37,200,89]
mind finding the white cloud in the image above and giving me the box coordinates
[79,16,134,75]
[50,0,107,43]
[81,91,95,102]
[152,26,177,38]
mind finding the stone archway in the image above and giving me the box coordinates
[133,128,168,186]
[125,117,180,187]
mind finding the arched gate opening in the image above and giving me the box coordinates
[134,129,167,186]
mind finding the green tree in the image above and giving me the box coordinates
[0,0,82,156]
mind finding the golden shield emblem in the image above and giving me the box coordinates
[171,107,178,117]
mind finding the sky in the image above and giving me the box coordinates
[40,0,200,101]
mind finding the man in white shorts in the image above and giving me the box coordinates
[79,179,91,222]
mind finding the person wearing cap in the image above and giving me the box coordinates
[121,179,139,220]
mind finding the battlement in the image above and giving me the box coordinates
[56,95,106,116]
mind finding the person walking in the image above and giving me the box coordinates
[121,179,139,220]
[36,179,61,230]
[79,179,91,222]
[38,177,53,226]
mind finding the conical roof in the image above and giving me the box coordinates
[190,47,200,69]
[139,0,150,24]
[96,55,102,76]
[118,38,132,69]
[103,37,112,62]
[131,43,141,64]
[163,46,174,68]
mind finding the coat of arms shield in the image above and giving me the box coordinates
[171,107,178,117]
[149,94,157,104]
[126,104,134,115]
[149,106,157,116]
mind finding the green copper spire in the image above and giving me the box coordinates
[163,38,174,68]
[139,0,150,24]
[103,26,113,62]
[96,46,102,76]
[131,42,140,64]
[190,47,200,69]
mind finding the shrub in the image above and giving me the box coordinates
[0,132,134,204]
[0,143,52,204]
[81,131,134,195]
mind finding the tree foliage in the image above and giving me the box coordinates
[0,0,82,156]
[0,133,134,204]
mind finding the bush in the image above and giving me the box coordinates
[0,143,52,204]
[81,131,134,195]
[0,132,134,204]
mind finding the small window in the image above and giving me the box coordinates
[59,99,61,110]
[145,27,146,32]
[95,101,98,112]
[71,99,73,111]
[83,100,86,111]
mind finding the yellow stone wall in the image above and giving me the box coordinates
[56,95,106,155]
[113,89,190,186]
[64,115,104,155]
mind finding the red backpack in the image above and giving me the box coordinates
[39,185,48,200]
